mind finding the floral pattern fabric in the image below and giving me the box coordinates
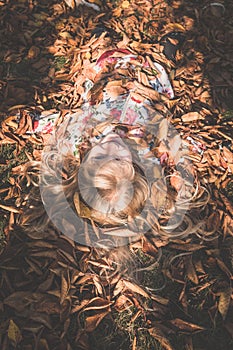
[31,49,174,154]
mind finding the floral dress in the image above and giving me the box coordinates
[31,48,174,155]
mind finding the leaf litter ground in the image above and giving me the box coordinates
[0,1,233,349]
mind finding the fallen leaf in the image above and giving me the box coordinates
[123,279,150,298]
[7,320,22,344]
[149,327,173,350]
[181,112,203,123]
[27,46,40,59]
[122,0,130,9]
[169,319,205,333]
[158,118,169,141]
[85,310,109,332]
[0,204,20,213]
[218,287,231,320]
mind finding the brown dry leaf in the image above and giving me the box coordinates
[216,258,232,279]
[184,256,199,285]
[158,118,168,141]
[134,81,161,101]
[29,314,52,330]
[222,146,233,164]
[170,175,184,192]
[4,292,38,312]
[83,297,113,312]
[122,279,150,298]
[114,295,133,312]
[224,322,233,338]
[63,0,76,9]
[0,204,20,213]
[27,46,40,59]
[164,23,186,32]
[85,310,110,332]
[181,112,203,123]
[169,319,205,333]
[71,300,90,315]
[116,33,130,48]
[206,211,221,232]
[219,192,233,217]
[142,237,158,257]
[61,271,70,304]
[7,320,22,344]
[218,287,231,320]
[148,327,173,350]
[105,81,126,99]
[73,192,91,219]
[35,300,61,314]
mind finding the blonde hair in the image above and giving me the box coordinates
[18,121,213,247]
[78,157,149,226]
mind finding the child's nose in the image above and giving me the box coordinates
[103,141,119,155]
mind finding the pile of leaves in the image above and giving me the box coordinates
[0,0,233,349]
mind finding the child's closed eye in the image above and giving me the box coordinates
[94,155,105,160]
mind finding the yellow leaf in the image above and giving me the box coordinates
[64,0,75,9]
[27,46,40,59]
[73,192,91,219]
[165,23,186,33]
[181,112,203,123]
[85,52,91,60]
[218,288,231,320]
[122,0,130,9]
[0,204,20,213]
[59,31,72,39]
[8,320,22,344]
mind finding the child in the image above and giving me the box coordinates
[20,41,209,249]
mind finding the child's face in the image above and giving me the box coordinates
[83,132,132,166]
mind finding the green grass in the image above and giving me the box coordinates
[88,307,163,350]
[53,56,68,71]
[222,109,233,120]
[0,143,34,247]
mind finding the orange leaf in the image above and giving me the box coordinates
[169,319,205,333]
[149,327,173,350]
[85,310,110,332]
[181,112,203,123]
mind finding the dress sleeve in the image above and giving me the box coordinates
[30,111,61,134]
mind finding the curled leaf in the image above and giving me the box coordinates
[218,287,231,320]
